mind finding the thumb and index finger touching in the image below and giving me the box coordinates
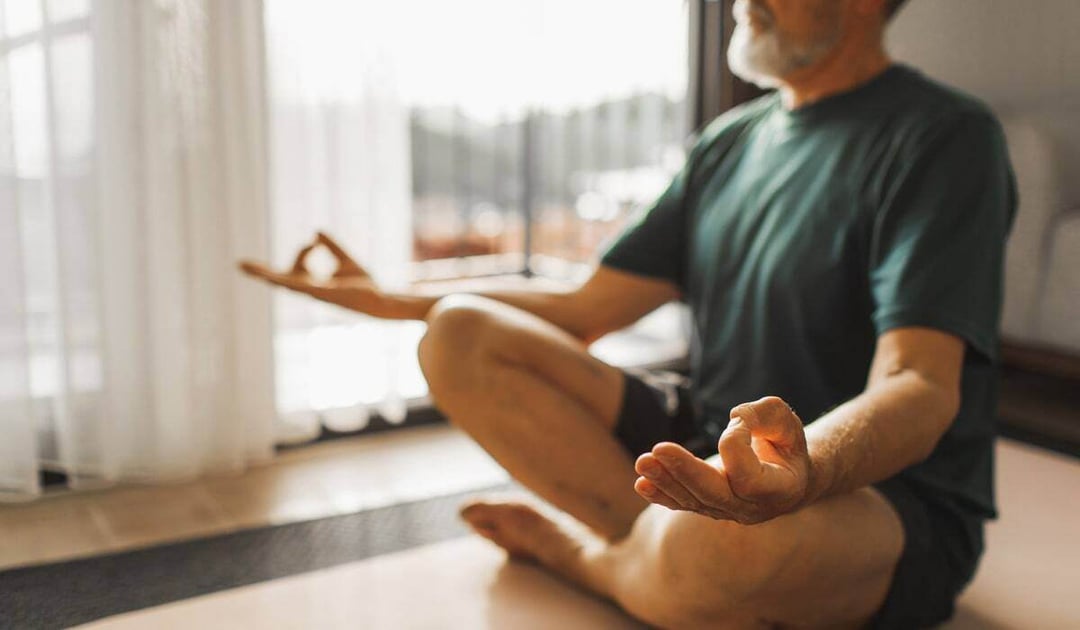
[286,231,365,275]
[726,397,804,447]
[316,232,368,277]
[718,396,805,491]
[290,237,319,274]
[238,231,366,281]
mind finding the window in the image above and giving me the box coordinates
[264,0,693,436]
[405,1,690,281]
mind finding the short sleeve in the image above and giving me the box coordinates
[599,155,693,290]
[869,111,1017,361]
[600,99,772,290]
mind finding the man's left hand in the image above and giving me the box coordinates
[634,396,811,525]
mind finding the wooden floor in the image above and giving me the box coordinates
[4,432,1078,629]
[78,537,647,630]
[0,425,508,571]
[947,440,1080,629]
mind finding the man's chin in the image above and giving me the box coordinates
[727,27,786,89]
[727,51,784,89]
[730,64,784,90]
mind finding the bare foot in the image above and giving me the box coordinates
[460,498,589,569]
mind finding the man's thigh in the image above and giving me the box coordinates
[425,294,626,424]
[617,484,904,629]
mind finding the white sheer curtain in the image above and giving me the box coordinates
[264,0,422,442]
[0,0,690,499]
[0,0,276,500]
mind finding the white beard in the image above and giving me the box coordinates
[727,17,840,89]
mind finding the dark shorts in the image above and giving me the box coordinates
[613,369,984,630]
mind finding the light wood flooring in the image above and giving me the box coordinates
[3,431,1078,629]
[0,425,508,571]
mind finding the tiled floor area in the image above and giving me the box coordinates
[0,425,508,571]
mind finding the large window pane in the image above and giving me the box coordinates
[264,1,690,429]
[402,0,690,278]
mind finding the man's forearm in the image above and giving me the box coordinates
[372,266,680,344]
[244,238,676,342]
[800,369,961,506]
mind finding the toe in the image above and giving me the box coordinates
[458,500,555,559]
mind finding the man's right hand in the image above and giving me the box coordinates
[238,232,388,316]
[240,231,683,331]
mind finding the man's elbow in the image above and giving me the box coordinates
[562,293,624,344]
[912,381,962,464]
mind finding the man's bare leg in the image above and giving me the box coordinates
[418,294,648,540]
[462,484,903,629]
[420,295,904,627]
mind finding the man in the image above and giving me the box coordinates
[241,0,1016,626]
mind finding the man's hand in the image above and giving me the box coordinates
[238,232,387,315]
[634,396,810,525]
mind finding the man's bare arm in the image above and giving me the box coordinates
[632,326,964,524]
[799,326,964,505]
[239,232,680,344]
[383,265,680,343]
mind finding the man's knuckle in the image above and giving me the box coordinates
[758,396,788,416]
[718,429,739,447]
[729,402,753,420]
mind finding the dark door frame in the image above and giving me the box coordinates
[689,0,767,131]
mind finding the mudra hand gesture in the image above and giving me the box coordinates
[238,232,388,316]
[634,396,812,525]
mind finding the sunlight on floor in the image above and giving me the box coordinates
[0,425,507,571]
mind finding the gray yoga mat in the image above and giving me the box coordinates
[0,484,510,630]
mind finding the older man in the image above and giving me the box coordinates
[242,0,1015,626]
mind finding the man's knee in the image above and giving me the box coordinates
[418,295,505,403]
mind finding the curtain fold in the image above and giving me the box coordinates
[0,0,277,500]
[0,3,37,493]
[264,0,417,441]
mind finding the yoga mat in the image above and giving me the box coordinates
[0,484,509,630]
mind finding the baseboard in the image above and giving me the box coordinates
[1001,339,1080,382]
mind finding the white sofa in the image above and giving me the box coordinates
[999,110,1080,356]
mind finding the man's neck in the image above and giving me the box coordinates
[778,37,893,110]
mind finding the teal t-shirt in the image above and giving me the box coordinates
[601,65,1016,527]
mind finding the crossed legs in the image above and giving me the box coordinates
[418,295,904,629]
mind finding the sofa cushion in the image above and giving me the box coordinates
[1036,211,1080,352]
[998,115,1063,341]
